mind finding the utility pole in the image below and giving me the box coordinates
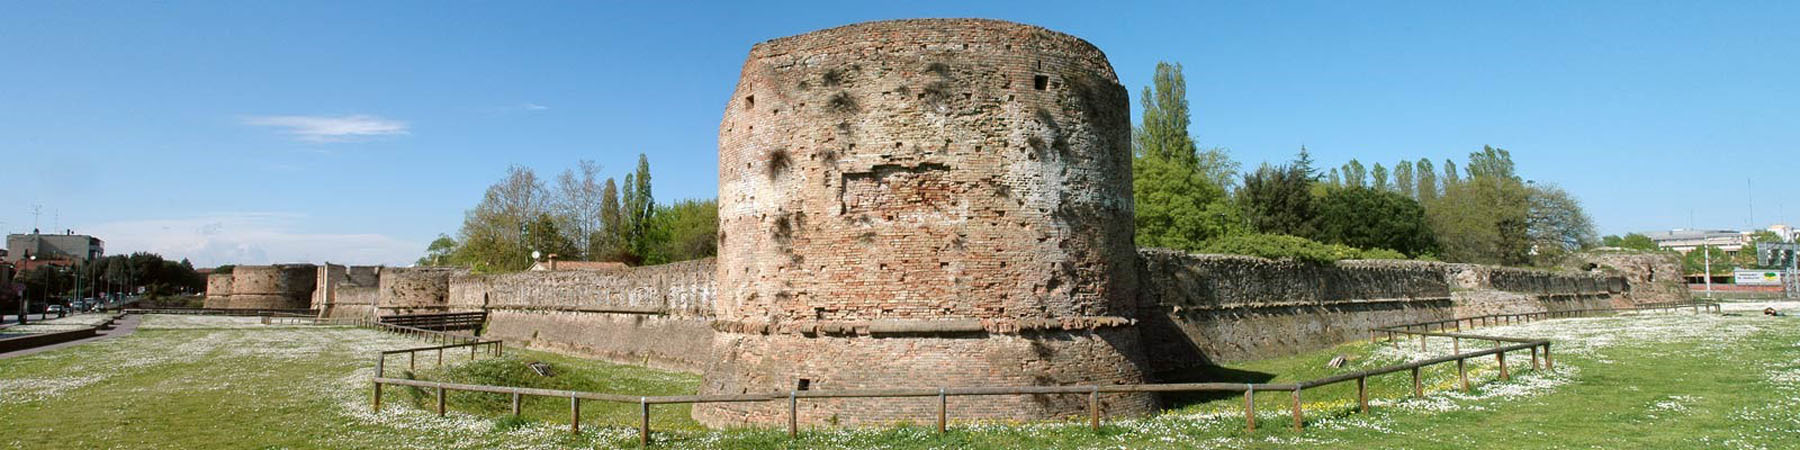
[1704,244,1714,299]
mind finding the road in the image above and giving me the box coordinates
[0,314,142,359]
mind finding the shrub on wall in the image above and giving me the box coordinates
[1198,233,1405,264]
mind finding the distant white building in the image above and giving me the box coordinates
[1642,224,1794,256]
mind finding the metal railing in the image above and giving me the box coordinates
[367,301,1719,446]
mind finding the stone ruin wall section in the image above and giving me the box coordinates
[449,259,716,372]
[224,264,317,310]
[203,273,233,308]
[1137,250,1624,373]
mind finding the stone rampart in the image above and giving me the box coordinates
[1136,250,1621,374]
[376,268,460,315]
[1571,250,1690,306]
[225,264,317,309]
[451,259,715,371]
[203,273,233,308]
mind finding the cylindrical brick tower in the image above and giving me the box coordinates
[227,264,317,309]
[699,19,1152,426]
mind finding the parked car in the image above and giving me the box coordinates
[46,305,66,314]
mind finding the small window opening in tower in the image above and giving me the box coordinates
[1033,75,1049,90]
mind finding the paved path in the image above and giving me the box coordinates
[0,314,142,359]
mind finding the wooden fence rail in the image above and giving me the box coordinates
[366,301,1720,446]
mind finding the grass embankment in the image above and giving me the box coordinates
[4,309,1799,449]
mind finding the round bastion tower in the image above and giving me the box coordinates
[699,19,1154,426]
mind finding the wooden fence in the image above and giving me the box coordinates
[379,312,487,334]
[367,301,1720,446]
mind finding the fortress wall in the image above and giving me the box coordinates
[226,264,317,310]
[452,259,716,371]
[1572,251,1691,306]
[203,273,233,308]
[1136,250,1620,373]
[375,268,460,316]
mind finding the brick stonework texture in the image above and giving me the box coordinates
[699,18,1155,426]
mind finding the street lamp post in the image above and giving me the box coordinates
[19,254,33,325]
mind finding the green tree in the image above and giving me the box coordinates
[451,166,548,272]
[416,235,458,266]
[1135,153,1244,250]
[1684,245,1731,276]
[1341,160,1367,188]
[1525,183,1598,265]
[1371,163,1389,191]
[594,178,626,261]
[1311,186,1438,257]
[1131,62,1239,189]
[1427,150,1529,265]
[1393,161,1415,199]
[620,154,659,265]
[1238,162,1315,237]
[1415,158,1438,203]
[653,199,720,263]
[1293,146,1319,180]
[1327,168,1342,187]
[1132,62,1243,250]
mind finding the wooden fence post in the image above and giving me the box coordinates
[409,352,416,371]
[1089,387,1101,431]
[937,388,947,434]
[1544,343,1554,370]
[1290,388,1303,432]
[570,395,580,434]
[436,386,446,416]
[639,397,650,447]
[1531,345,1540,370]
[1457,358,1469,392]
[511,393,521,416]
[1356,376,1368,414]
[1411,367,1422,397]
[788,390,798,439]
[1244,387,1255,432]
[1497,349,1509,380]
[372,381,383,412]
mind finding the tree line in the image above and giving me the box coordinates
[420,154,718,272]
[1132,62,1597,265]
[4,252,206,309]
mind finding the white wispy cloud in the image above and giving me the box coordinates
[84,212,421,267]
[241,114,409,143]
[520,103,548,111]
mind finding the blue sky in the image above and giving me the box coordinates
[3,1,1796,267]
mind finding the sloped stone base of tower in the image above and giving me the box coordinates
[693,327,1156,427]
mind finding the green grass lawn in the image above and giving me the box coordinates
[3,310,1798,449]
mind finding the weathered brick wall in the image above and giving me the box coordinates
[203,273,233,308]
[701,18,1151,426]
[376,268,460,315]
[453,259,716,371]
[225,264,317,309]
[1137,250,1621,372]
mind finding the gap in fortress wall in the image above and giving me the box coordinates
[200,18,1695,429]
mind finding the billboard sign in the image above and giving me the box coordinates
[1735,269,1783,286]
